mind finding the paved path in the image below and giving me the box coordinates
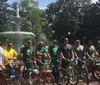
[78,81,100,85]
[54,81,100,85]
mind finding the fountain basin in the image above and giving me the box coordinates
[0,31,36,53]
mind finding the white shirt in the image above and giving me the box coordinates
[75,45,84,59]
[0,47,4,70]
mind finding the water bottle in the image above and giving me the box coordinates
[10,68,17,81]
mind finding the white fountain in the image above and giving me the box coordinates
[0,4,35,53]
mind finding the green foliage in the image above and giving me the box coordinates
[20,0,47,42]
[0,0,8,32]
[45,0,92,40]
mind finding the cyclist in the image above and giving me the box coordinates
[84,40,98,79]
[49,40,59,65]
[20,39,36,76]
[59,37,74,68]
[4,42,18,77]
[73,40,84,77]
[35,41,51,62]
[74,40,84,62]
[4,42,18,65]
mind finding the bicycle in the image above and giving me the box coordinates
[93,57,100,82]
[0,67,17,85]
[23,60,44,85]
[36,59,55,85]
[52,59,69,85]
[63,58,78,85]
[77,59,89,85]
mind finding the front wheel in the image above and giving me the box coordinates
[24,74,45,85]
[67,67,78,85]
[79,66,89,85]
[94,66,100,82]
[44,72,55,85]
[1,80,18,85]
[57,68,69,85]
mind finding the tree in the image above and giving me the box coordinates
[20,0,47,42]
[0,0,9,32]
[45,0,92,40]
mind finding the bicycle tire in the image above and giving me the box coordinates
[57,68,69,85]
[1,80,18,85]
[44,72,55,85]
[80,66,89,85]
[24,74,45,85]
[67,67,78,85]
[17,77,25,85]
[94,66,100,82]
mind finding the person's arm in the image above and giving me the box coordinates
[37,52,44,56]
[44,47,51,58]
[33,51,36,64]
[71,50,74,58]
[7,49,18,60]
[71,46,74,58]
[4,55,13,67]
[94,47,98,57]
[59,51,66,60]
[74,51,79,59]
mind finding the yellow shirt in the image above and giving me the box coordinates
[4,48,17,65]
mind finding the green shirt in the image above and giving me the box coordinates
[21,46,34,62]
[49,45,59,61]
[35,47,48,61]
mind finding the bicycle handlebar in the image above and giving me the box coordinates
[36,59,51,65]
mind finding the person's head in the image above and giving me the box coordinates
[88,40,92,46]
[76,40,80,46]
[53,40,58,45]
[7,42,13,49]
[27,39,32,47]
[38,41,44,48]
[64,38,69,44]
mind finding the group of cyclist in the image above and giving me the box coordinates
[0,37,99,81]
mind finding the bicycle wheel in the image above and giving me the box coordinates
[17,77,25,85]
[1,80,18,85]
[57,68,69,85]
[44,72,55,85]
[94,66,100,82]
[0,77,4,84]
[67,67,78,85]
[24,74,44,85]
[79,66,89,85]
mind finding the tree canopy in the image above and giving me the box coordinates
[45,0,100,41]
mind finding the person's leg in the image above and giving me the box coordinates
[5,64,11,78]
[20,65,24,77]
[73,58,78,65]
